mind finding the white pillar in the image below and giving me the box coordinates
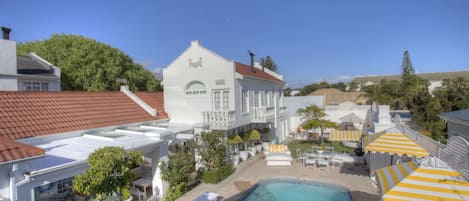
[152,144,169,198]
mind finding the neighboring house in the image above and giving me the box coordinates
[352,70,469,93]
[308,88,367,106]
[325,102,370,131]
[0,86,186,201]
[283,96,323,136]
[288,89,300,96]
[439,109,469,141]
[163,40,288,142]
[0,27,61,91]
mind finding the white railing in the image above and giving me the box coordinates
[388,125,469,180]
[202,110,236,128]
[251,106,275,122]
[325,105,371,111]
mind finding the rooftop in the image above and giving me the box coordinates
[0,91,168,163]
[439,109,469,124]
[235,62,283,84]
[352,70,469,83]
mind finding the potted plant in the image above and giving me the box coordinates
[260,127,271,151]
[249,129,261,157]
[239,132,250,161]
[228,134,243,166]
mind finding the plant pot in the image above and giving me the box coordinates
[262,141,270,151]
[249,147,257,157]
[256,144,263,152]
[239,151,249,161]
[232,155,240,166]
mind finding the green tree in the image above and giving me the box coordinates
[401,50,415,80]
[197,131,226,171]
[297,105,337,147]
[160,142,196,201]
[361,79,402,109]
[259,56,277,72]
[73,146,142,201]
[347,81,360,92]
[17,34,161,91]
[434,77,469,112]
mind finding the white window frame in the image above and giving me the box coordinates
[185,81,207,96]
[23,81,48,91]
[213,89,230,111]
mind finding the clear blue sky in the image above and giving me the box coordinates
[2,0,469,88]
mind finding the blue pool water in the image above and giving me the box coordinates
[242,179,352,201]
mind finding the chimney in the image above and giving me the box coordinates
[1,27,11,40]
[248,50,255,72]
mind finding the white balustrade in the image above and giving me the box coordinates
[202,110,236,128]
[251,106,275,122]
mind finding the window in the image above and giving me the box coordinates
[223,91,229,110]
[253,91,259,107]
[261,91,267,106]
[23,81,48,91]
[213,90,230,110]
[214,91,221,110]
[185,81,207,96]
[242,90,248,113]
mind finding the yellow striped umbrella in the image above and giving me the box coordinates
[375,162,469,201]
[329,130,362,141]
[363,132,429,157]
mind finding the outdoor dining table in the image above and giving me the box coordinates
[132,178,152,199]
[303,150,333,159]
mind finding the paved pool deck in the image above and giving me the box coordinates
[176,154,380,201]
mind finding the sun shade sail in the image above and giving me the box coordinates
[375,162,469,201]
[363,132,429,157]
[329,130,362,141]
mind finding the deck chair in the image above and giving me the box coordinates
[296,148,306,167]
[130,187,145,201]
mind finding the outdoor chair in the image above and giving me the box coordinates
[330,157,343,170]
[312,145,320,151]
[296,148,306,167]
[316,158,329,167]
[130,187,145,201]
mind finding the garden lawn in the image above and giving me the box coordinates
[287,140,355,159]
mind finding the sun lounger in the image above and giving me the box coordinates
[264,144,293,166]
[193,192,220,201]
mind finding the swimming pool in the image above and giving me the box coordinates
[242,178,352,201]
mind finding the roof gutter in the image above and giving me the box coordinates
[0,154,45,166]
[120,85,157,117]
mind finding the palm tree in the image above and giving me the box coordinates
[297,105,337,147]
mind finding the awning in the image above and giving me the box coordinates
[375,161,469,201]
[329,130,362,141]
[363,132,429,157]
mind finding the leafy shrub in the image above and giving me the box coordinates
[164,182,187,201]
[201,164,233,184]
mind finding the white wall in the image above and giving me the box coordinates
[0,39,18,91]
[164,41,236,124]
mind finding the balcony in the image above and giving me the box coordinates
[251,106,275,123]
[202,110,236,129]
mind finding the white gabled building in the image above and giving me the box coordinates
[0,27,61,91]
[164,40,288,142]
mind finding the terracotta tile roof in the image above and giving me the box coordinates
[235,62,283,84]
[0,137,44,163]
[0,91,155,140]
[308,88,368,105]
[135,92,169,120]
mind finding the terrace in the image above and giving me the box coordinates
[177,154,379,201]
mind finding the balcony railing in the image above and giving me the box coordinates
[202,110,236,129]
[251,106,275,122]
[386,125,469,180]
